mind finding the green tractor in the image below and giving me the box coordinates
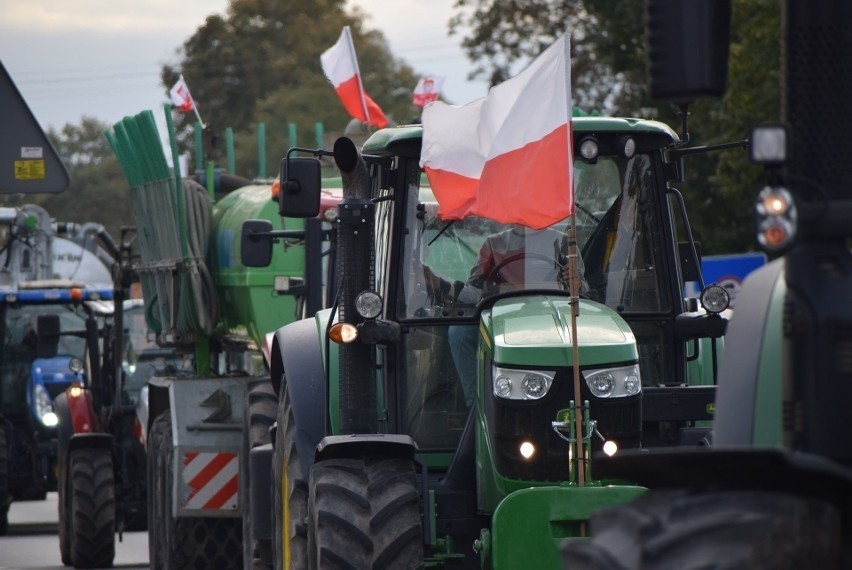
[257,111,730,567]
[563,1,852,568]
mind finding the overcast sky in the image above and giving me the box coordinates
[0,0,489,134]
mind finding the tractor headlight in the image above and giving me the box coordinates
[700,284,731,314]
[492,366,555,400]
[355,290,383,319]
[69,357,84,374]
[583,364,641,398]
[34,384,58,427]
[749,125,788,165]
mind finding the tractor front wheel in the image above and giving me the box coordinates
[562,490,844,569]
[68,447,116,569]
[272,378,309,570]
[307,457,423,569]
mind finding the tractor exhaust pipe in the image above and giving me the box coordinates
[333,137,377,434]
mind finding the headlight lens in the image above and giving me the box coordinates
[700,284,730,314]
[583,364,642,398]
[69,357,84,374]
[355,290,383,319]
[35,384,57,426]
[492,366,555,400]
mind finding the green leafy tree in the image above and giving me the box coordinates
[162,0,418,178]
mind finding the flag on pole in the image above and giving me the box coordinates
[420,35,573,230]
[321,26,389,128]
[412,75,445,107]
[169,74,204,126]
[169,75,195,112]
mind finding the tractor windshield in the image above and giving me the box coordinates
[398,153,671,320]
[0,304,89,418]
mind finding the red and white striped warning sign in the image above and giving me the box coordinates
[182,451,239,510]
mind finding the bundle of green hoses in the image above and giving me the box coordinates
[105,109,219,340]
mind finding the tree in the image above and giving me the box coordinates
[161,0,418,178]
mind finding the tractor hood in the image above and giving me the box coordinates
[482,295,638,368]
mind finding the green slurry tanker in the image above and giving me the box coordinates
[104,110,338,569]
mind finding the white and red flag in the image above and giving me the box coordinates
[420,35,573,230]
[169,75,195,112]
[412,75,445,107]
[321,26,389,128]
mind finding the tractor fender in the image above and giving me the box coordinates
[68,432,113,453]
[315,434,418,463]
[714,258,785,445]
[145,377,172,436]
[53,388,99,452]
[269,317,327,479]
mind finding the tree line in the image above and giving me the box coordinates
[1,0,779,255]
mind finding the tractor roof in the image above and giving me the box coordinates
[362,116,679,159]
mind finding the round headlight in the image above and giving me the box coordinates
[700,284,730,314]
[619,136,636,159]
[521,374,548,399]
[355,290,383,319]
[624,373,641,395]
[579,138,599,161]
[494,376,513,398]
[69,357,84,374]
[42,412,59,427]
[588,372,614,397]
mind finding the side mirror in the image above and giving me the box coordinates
[241,219,274,268]
[278,157,321,218]
[36,314,60,359]
[645,0,731,102]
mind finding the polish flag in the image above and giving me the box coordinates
[420,35,573,230]
[169,75,195,112]
[321,27,389,128]
[412,75,445,107]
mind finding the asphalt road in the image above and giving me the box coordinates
[0,493,149,570]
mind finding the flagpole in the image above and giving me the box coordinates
[343,26,371,126]
[566,216,586,487]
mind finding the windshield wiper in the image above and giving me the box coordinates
[427,220,455,246]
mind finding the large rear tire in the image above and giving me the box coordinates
[155,411,242,569]
[272,379,309,570]
[307,457,423,569]
[243,378,276,569]
[68,447,116,569]
[562,490,844,569]
[0,422,9,537]
[57,445,72,566]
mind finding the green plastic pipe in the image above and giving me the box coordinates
[225,127,235,174]
[315,122,324,149]
[257,122,266,179]
[288,123,297,148]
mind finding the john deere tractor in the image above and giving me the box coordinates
[256,105,731,567]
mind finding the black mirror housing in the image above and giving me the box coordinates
[278,157,322,218]
[36,314,60,358]
[241,219,274,268]
[645,0,731,103]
